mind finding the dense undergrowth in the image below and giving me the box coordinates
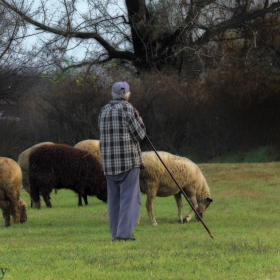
[0,65,280,162]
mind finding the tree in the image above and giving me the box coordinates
[0,0,280,76]
[0,3,45,103]
[36,73,107,144]
[0,4,25,102]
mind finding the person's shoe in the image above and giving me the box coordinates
[114,236,136,241]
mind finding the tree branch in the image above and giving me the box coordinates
[193,2,280,48]
[1,0,134,60]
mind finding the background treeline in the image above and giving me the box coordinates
[1,1,280,162]
[1,62,280,163]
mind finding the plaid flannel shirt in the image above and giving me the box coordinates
[98,100,146,175]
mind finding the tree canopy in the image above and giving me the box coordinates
[1,0,280,75]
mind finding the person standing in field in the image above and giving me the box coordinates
[98,81,146,241]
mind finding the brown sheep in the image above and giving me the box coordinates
[18,142,54,205]
[29,143,107,209]
[140,151,213,226]
[74,139,102,206]
[0,157,27,227]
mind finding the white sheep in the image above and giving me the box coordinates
[18,142,54,201]
[74,139,102,163]
[140,151,213,226]
[0,157,27,227]
[73,140,212,226]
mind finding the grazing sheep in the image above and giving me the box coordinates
[74,139,102,205]
[140,151,213,226]
[0,157,27,227]
[29,143,107,209]
[74,139,102,164]
[18,142,54,197]
[73,140,212,225]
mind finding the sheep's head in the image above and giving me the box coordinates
[96,181,107,203]
[96,191,107,203]
[195,197,213,221]
[18,198,27,223]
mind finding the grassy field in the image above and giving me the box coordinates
[1,162,280,279]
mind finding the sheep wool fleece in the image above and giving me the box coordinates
[106,167,141,240]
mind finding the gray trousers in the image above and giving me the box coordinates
[106,167,141,240]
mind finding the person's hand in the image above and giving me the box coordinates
[135,110,142,121]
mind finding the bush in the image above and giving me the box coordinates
[2,66,280,163]
[36,73,108,145]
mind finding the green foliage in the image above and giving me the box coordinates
[2,162,280,279]
[102,60,117,69]
[40,59,76,85]
[243,146,280,163]
[208,145,280,163]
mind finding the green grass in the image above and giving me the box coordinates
[1,162,280,279]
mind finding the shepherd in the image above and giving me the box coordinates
[98,81,146,241]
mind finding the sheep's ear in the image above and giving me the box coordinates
[207,198,213,203]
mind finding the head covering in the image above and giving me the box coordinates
[111,81,130,95]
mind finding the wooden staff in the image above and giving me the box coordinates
[145,135,214,239]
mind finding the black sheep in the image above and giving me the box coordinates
[29,144,107,209]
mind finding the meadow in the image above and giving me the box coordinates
[1,162,280,280]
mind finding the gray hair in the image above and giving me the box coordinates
[111,92,131,100]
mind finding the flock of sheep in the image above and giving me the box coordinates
[0,139,213,228]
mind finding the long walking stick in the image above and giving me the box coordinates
[145,135,214,239]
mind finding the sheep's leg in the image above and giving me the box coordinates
[82,194,88,205]
[174,193,183,223]
[184,195,198,223]
[8,195,20,224]
[146,191,158,226]
[30,182,41,209]
[77,194,88,206]
[1,201,11,227]
[42,194,52,208]
[78,194,83,206]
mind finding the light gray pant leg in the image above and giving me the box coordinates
[106,167,141,239]
[117,168,141,238]
[106,177,120,240]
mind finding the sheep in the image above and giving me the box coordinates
[140,151,213,226]
[72,140,212,225]
[18,142,54,202]
[29,143,107,209]
[74,139,102,164]
[74,139,102,206]
[0,157,27,227]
